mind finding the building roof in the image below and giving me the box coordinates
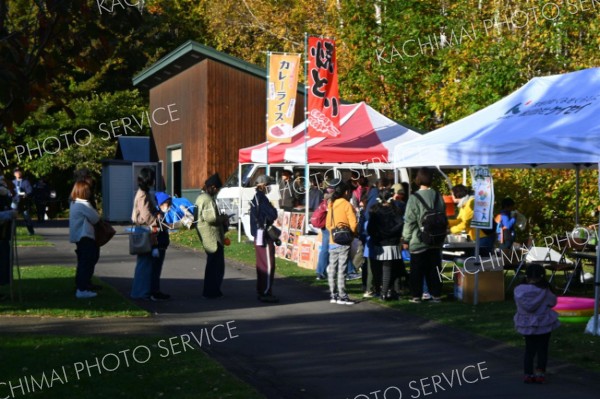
[132,40,267,90]
[115,136,150,162]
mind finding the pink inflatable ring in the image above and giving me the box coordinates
[553,296,595,311]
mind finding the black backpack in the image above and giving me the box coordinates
[413,191,448,246]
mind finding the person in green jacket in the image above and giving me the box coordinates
[402,167,446,303]
[195,173,229,299]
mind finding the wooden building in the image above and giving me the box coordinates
[133,40,305,201]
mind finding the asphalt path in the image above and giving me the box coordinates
[8,223,600,399]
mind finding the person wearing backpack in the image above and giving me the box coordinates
[402,167,447,303]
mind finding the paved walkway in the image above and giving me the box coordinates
[3,223,600,398]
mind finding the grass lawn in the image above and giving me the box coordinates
[0,266,148,317]
[15,226,53,247]
[0,335,263,399]
[171,228,600,372]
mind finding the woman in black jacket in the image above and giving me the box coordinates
[368,189,405,300]
[250,175,279,303]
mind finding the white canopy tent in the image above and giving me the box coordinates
[393,67,600,332]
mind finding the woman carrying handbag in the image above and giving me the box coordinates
[130,168,169,301]
[69,180,100,299]
[250,175,279,303]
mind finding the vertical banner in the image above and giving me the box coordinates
[307,36,341,138]
[469,166,494,229]
[266,53,301,143]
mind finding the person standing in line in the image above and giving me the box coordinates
[195,173,229,299]
[12,167,35,235]
[368,189,404,300]
[402,167,446,303]
[314,181,337,280]
[250,175,279,303]
[326,182,358,305]
[513,264,560,384]
[130,167,161,300]
[69,180,100,299]
[149,192,172,301]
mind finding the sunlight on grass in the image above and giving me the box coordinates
[0,266,147,317]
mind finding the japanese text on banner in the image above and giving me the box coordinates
[266,53,301,143]
[307,36,340,138]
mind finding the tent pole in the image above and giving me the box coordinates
[474,228,480,305]
[593,163,600,335]
[238,163,242,243]
[575,164,580,226]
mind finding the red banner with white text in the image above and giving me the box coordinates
[307,36,340,138]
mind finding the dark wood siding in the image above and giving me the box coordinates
[150,58,305,194]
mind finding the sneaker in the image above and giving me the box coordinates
[346,273,361,281]
[76,290,97,299]
[421,292,432,301]
[150,292,171,301]
[431,296,442,303]
[330,294,338,304]
[363,291,380,298]
[336,296,355,305]
[534,370,546,384]
[408,297,421,303]
[523,374,535,384]
[258,294,279,303]
[316,274,326,280]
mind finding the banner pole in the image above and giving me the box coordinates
[265,51,271,174]
[304,33,309,231]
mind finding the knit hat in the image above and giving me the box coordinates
[155,192,171,206]
[205,173,223,189]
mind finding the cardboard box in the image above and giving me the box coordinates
[454,264,505,304]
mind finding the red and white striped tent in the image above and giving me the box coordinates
[239,102,421,164]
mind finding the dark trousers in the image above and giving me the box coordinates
[203,244,225,298]
[0,240,10,285]
[369,258,382,294]
[524,333,551,374]
[409,248,442,298]
[75,237,99,291]
[150,249,166,294]
[255,240,276,296]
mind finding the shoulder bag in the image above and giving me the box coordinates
[95,219,116,247]
[330,202,354,245]
[129,225,152,255]
[253,195,281,241]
